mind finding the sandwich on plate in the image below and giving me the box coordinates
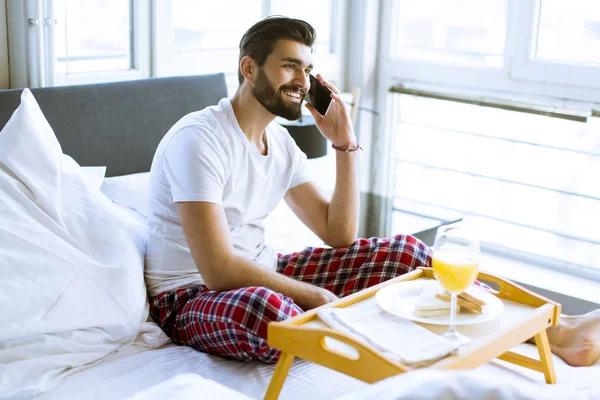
[413,281,461,317]
[413,281,487,318]
[435,287,486,314]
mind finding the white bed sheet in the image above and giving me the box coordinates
[38,335,599,400]
[37,341,367,400]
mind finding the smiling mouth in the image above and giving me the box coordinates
[282,89,304,102]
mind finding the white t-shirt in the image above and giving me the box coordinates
[145,98,311,297]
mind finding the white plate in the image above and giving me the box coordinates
[375,280,504,326]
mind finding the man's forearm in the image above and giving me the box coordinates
[326,148,360,246]
[207,255,332,310]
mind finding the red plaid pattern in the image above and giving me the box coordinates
[276,235,431,297]
[149,234,431,364]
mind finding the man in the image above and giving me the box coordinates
[145,16,599,367]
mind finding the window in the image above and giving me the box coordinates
[8,0,340,89]
[156,0,344,94]
[7,0,149,88]
[378,0,600,278]
[390,0,507,68]
[382,0,600,102]
[535,0,600,66]
[390,94,600,278]
[53,0,131,74]
[172,1,262,54]
[511,0,600,89]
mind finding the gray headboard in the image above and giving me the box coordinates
[0,74,228,176]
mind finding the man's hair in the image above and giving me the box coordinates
[238,16,316,84]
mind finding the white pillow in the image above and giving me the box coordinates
[101,172,150,217]
[0,89,154,398]
[81,166,107,189]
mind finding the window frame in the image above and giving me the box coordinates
[509,0,600,90]
[7,0,151,88]
[0,0,9,89]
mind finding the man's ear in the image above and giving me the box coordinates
[240,56,256,85]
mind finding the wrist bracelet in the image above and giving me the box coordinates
[331,143,363,153]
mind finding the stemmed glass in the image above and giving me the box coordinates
[431,223,480,344]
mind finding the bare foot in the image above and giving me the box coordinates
[545,309,600,367]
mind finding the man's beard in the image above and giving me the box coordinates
[252,69,304,121]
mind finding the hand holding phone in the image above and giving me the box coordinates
[304,74,333,116]
[303,74,356,147]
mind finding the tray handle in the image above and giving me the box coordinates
[268,324,407,383]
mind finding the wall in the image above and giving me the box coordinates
[0,0,8,89]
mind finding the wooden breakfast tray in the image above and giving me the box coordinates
[264,267,561,400]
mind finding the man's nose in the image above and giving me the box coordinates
[294,71,309,92]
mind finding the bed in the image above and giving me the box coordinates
[1,74,598,400]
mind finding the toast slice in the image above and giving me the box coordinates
[413,281,452,318]
[458,289,486,307]
[435,292,484,313]
[413,306,461,318]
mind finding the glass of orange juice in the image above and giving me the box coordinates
[431,223,479,343]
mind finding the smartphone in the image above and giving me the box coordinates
[305,74,333,116]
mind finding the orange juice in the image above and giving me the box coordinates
[432,249,479,293]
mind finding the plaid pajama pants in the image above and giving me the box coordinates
[149,234,431,364]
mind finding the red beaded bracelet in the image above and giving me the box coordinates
[331,143,363,153]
